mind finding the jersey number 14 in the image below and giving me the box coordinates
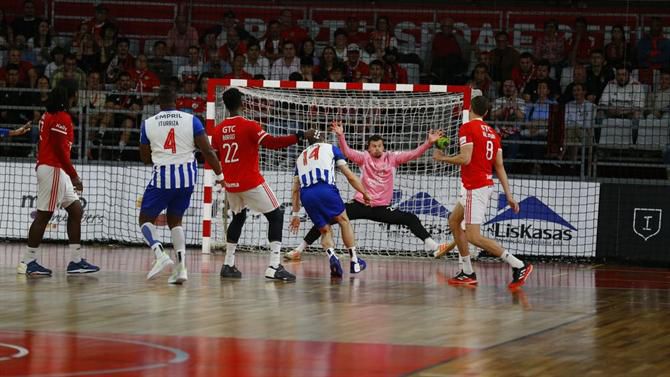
[302,145,320,165]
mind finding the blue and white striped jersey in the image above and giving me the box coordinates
[140,109,204,189]
[295,143,347,189]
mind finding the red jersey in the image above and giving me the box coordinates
[211,116,269,193]
[129,68,161,94]
[36,111,77,178]
[459,119,501,190]
[176,95,206,115]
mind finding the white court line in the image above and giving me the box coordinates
[0,332,189,377]
[0,342,29,361]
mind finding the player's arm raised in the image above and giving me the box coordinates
[331,121,365,165]
[338,164,371,205]
[433,143,472,165]
[289,176,302,234]
[494,150,520,214]
[394,129,443,165]
[260,128,316,149]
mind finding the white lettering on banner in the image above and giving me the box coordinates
[0,162,599,257]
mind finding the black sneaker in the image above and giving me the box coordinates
[508,263,533,290]
[220,264,242,278]
[265,264,296,282]
[448,270,478,285]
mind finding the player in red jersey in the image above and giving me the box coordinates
[19,80,100,276]
[211,88,315,282]
[434,95,532,289]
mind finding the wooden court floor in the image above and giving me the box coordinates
[1,243,669,377]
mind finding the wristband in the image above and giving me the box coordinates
[292,212,300,217]
[215,173,224,181]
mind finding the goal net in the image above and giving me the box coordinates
[203,79,470,257]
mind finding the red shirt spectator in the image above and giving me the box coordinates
[218,28,248,63]
[129,54,160,95]
[279,9,308,46]
[223,55,253,80]
[176,78,206,115]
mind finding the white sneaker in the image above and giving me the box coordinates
[147,252,174,280]
[168,264,188,284]
[283,249,302,261]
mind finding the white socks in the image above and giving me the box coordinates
[424,238,438,251]
[22,247,38,264]
[501,251,524,269]
[171,226,185,265]
[348,247,358,263]
[269,241,281,268]
[295,240,308,252]
[225,242,237,266]
[462,255,473,275]
[69,244,82,263]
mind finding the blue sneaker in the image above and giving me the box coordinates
[67,259,100,274]
[350,257,367,274]
[17,260,52,276]
[329,255,343,278]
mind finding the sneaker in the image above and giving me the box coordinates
[67,259,100,274]
[284,249,302,261]
[350,257,367,274]
[220,264,242,279]
[265,264,296,282]
[147,252,174,280]
[168,264,188,284]
[508,263,534,290]
[17,260,52,276]
[448,270,478,285]
[329,255,343,278]
[433,242,454,258]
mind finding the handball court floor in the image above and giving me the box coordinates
[0,244,669,377]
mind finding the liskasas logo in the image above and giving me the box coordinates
[484,195,576,241]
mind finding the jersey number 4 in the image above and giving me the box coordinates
[302,145,320,165]
[163,128,176,154]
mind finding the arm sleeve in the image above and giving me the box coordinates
[140,121,149,145]
[332,146,348,166]
[393,140,432,165]
[193,116,205,137]
[459,124,473,147]
[260,133,299,149]
[336,133,366,165]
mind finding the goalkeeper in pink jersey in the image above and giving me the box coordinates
[286,121,446,260]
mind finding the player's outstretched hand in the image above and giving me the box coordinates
[289,216,301,234]
[9,121,32,137]
[433,149,446,161]
[72,176,84,193]
[427,129,444,144]
[507,195,520,214]
[330,121,344,136]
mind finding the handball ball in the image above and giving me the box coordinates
[435,136,450,150]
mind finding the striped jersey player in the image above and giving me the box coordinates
[138,86,223,284]
[289,129,370,278]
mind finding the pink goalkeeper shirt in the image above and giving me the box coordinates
[337,133,431,207]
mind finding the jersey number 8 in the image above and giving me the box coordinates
[485,140,494,160]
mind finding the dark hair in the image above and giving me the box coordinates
[282,40,295,49]
[153,40,167,48]
[610,24,626,41]
[118,71,131,79]
[544,19,558,29]
[334,28,347,39]
[46,80,78,113]
[247,41,260,50]
[470,95,489,117]
[590,48,604,56]
[572,82,586,91]
[300,56,313,67]
[495,31,509,39]
[222,87,242,112]
[366,134,384,148]
[117,37,130,46]
[519,52,534,60]
[614,63,630,72]
[158,86,176,107]
[369,59,384,69]
[288,72,303,81]
[536,59,551,69]
[5,63,19,73]
[575,17,587,26]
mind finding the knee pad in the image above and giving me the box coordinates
[263,207,284,242]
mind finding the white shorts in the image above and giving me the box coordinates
[457,184,493,225]
[36,165,79,212]
[226,182,279,215]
